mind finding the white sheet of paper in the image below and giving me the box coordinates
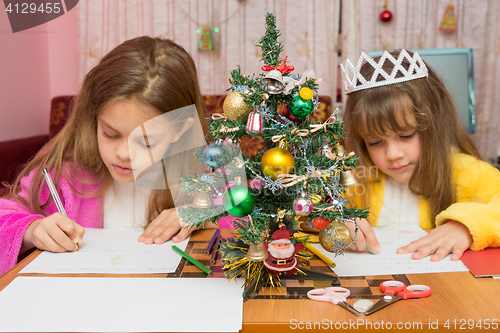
[0,276,242,332]
[20,228,189,274]
[312,225,469,276]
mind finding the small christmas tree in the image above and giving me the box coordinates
[198,25,214,51]
[178,13,367,298]
[439,3,456,32]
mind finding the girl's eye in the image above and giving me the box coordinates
[400,131,416,139]
[137,140,156,149]
[102,131,119,139]
[367,140,382,146]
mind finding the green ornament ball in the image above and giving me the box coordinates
[289,95,314,119]
[222,184,256,217]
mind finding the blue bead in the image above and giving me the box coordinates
[202,144,226,168]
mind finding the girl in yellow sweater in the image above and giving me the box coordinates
[341,49,500,262]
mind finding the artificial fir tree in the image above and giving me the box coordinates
[439,2,456,32]
[177,13,367,298]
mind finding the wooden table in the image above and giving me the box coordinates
[1,229,499,332]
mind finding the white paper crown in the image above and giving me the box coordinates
[340,49,429,94]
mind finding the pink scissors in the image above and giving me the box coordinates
[307,287,361,316]
[365,280,432,315]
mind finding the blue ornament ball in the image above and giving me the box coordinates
[202,144,226,169]
[289,95,314,119]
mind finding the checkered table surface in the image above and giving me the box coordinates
[167,239,410,300]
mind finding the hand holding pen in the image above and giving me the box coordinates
[21,169,85,253]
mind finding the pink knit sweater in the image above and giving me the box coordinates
[0,166,102,276]
[0,165,235,276]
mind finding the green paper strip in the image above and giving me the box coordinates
[172,245,213,276]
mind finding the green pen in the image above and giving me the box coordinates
[172,245,213,276]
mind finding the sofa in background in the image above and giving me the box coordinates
[0,135,49,196]
[0,95,333,196]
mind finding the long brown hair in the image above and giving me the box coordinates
[343,50,480,224]
[10,36,209,223]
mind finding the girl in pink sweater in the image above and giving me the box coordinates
[0,36,219,276]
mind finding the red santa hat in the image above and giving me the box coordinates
[269,226,293,244]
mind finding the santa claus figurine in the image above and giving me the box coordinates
[264,226,304,275]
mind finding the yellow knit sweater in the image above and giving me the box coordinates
[347,154,500,251]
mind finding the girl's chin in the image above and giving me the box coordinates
[114,177,135,184]
[386,167,414,183]
[112,175,135,184]
[390,174,412,183]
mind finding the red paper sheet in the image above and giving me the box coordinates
[460,248,500,277]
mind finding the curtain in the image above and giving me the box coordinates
[341,0,500,164]
[78,0,341,100]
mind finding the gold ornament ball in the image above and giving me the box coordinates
[260,147,295,180]
[299,87,314,100]
[319,220,351,252]
[223,91,253,121]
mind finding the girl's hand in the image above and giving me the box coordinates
[139,207,196,244]
[22,213,85,252]
[345,218,380,253]
[396,220,472,261]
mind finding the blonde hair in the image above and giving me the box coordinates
[344,50,480,224]
[10,36,208,223]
